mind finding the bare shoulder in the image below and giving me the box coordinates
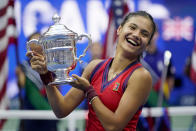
[132,67,152,83]
[82,59,104,80]
[129,67,152,89]
[126,67,152,104]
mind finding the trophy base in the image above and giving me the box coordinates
[48,77,74,85]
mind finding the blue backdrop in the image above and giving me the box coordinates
[8,0,196,105]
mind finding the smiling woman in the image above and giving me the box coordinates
[116,12,156,61]
[27,11,156,131]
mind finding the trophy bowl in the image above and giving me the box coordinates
[27,14,92,85]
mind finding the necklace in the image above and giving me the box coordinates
[112,73,118,78]
[108,71,119,81]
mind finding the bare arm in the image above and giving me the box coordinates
[26,51,101,118]
[26,51,82,118]
[89,68,152,131]
[48,59,103,118]
[45,85,84,118]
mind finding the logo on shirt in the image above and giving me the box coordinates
[113,82,120,91]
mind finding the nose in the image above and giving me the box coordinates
[132,30,140,40]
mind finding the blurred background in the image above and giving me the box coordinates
[0,0,196,131]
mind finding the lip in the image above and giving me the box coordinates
[125,36,140,47]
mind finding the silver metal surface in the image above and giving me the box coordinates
[26,14,92,85]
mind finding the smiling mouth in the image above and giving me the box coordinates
[125,37,139,46]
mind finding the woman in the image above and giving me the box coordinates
[27,11,156,131]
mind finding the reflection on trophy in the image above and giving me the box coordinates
[26,14,92,85]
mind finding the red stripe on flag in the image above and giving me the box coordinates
[9,37,18,45]
[0,0,17,128]
[8,17,16,25]
[0,48,7,70]
[0,18,16,39]
[102,8,115,59]
[0,81,7,102]
[0,0,14,16]
[0,27,6,39]
[0,5,7,17]
[0,1,8,17]
[102,1,129,59]
[9,0,14,6]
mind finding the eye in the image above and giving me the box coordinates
[141,31,150,38]
[129,25,136,30]
[142,33,149,37]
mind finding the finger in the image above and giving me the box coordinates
[72,74,81,81]
[30,55,45,64]
[70,76,80,84]
[69,81,80,88]
[26,51,34,58]
[69,83,78,88]
[31,64,43,71]
[31,60,45,67]
[32,51,44,57]
[30,56,45,66]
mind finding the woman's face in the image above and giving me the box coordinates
[117,16,153,57]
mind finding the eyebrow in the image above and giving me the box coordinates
[130,23,137,27]
[130,23,151,35]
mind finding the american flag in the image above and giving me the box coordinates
[162,16,194,41]
[102,0,129,59]
[190,35,196,85]
[0,0,18,128]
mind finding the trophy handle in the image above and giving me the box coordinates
[76,34,92,63]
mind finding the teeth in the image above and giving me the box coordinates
[127,39,138,46]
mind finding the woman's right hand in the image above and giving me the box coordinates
[26,51,48,74]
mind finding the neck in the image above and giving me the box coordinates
[109,54,137,75]
[107,55,137,81]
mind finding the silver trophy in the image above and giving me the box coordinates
[26,14,92,85]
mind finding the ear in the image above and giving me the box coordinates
[117,25,122,35]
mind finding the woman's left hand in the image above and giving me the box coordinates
[70,74,91,91]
